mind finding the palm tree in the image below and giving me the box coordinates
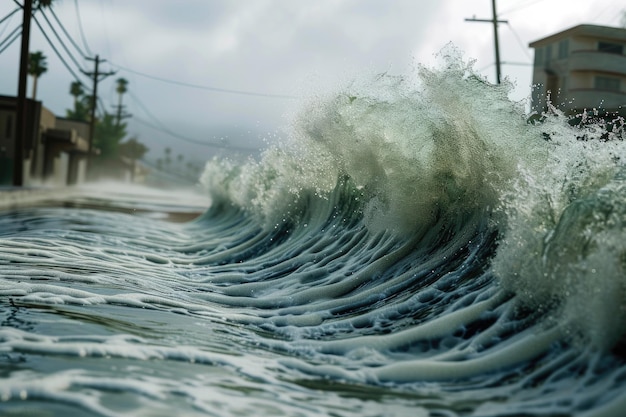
[28,51,47,100]
[70,81,84,107]
[33,0,54,9]
[164,147,172,167]
[115,78,128,126]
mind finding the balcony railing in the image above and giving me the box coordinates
[567,50,626,75]
[560,89,626,113]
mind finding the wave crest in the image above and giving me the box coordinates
[201,47,529,237]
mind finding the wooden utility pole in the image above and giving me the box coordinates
[465,0,508,84]
[13,0,33,186]
[114,103,131,128]
[81,55,115,174]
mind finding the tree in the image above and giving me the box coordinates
[119,136,149,182]
[164,147,172,166]
[66,85,91,122]
[64,77,151,179]
[94,113,127,160]
[28,50,47,100]
[115,78,128,126]
[33,0,54,9]
[119,137,148,160]
[70,81,84,107]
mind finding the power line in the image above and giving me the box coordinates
[31,14,85,83]
[127,91,170,132]
[133,116,260,152]
[0,7,20,52]
[501,61,533,66]
[128,91,259,151]
[82,54,116,166]
[465,0,508,84]
[0,24,21,55]
[47,6,88,59]
[37,8,86,72]
[589,0,620,24]
[499,0,546,16]
[505,22,532,61]
[108,61,299,99]
[73,0,92,57]
[0,7,20,27]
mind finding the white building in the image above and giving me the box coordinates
[529,24,626,119]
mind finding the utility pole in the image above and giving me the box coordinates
[114,78,130,127]
[81,55,115,175]
[465,0,508,84]
[113,103,131,128]
[13,0,33,186]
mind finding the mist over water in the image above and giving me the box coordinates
[0,49,625,416]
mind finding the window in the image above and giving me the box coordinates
[534,47,544,65]
[598,42,623,55]
[558,39,569,59]
[545,44,553,64]
[594,76,621,91]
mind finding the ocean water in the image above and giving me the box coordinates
[0,52,625,416]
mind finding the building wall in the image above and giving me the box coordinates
[32,106,56,182]
[49,151,69,187]
[0,96,92,186]
[56,118,89,141]
[529,25,626,117]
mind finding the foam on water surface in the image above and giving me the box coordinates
[0,49,625,416]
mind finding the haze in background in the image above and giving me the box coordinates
[0,0,622,164]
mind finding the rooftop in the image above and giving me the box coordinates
[529,24,626,48]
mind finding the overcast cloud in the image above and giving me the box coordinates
[0,0,623,164]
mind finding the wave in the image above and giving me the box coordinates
[201,46,626,352]
[0,46,625,416]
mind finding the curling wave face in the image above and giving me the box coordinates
[0,49,625,416]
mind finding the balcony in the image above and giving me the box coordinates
[567,50,626,75]
[561,89,626,115]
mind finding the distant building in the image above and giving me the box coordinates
[529,24,626,119]
[0,95,91,186]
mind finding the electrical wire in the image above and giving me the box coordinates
[47,6,88,59]
[132,116,259,152]
[31,14,85,83]
[128,91,259,151]
[109,61,299,99]
[73,0,93,57]
[0,24,21,55]
[589,0,620,24]
[138,157,201,182]
[499,0,546,16]
[0,7,20,27]
[37,8,86,72]
[0,7,21,53]
[505,22,532,61]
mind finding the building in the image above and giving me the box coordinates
[0,95,90,186]
[529,24,626,119]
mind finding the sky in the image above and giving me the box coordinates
[0,0,624,165]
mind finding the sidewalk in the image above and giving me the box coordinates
[0,186,74,210]
[0,183,211,222]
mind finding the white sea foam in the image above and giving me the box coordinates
[1,49,625,416]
